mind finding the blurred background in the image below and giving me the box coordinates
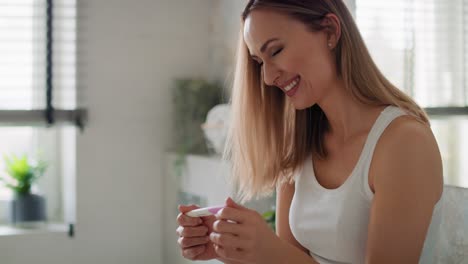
[0,0,466,263]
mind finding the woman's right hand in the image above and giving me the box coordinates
[176,204,218,261]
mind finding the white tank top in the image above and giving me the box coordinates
[289,105,443,264]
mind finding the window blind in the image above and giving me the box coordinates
[356,0,468,109]
[355,0,468,189]
[0,0,85,127]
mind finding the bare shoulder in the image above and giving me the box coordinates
[371,114,443,202]
[378,114,437,148]
[365,114,444,262]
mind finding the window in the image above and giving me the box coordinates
[0,0,83,227]
[355,0,468,187]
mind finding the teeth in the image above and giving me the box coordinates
[285,77,299,91]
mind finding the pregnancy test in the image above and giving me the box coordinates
[186,206,224,217]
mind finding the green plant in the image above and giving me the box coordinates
[262,209,276,232]
[171,78,226,181]
[262,191,277,232]
[171,78,226,156]
[0,154,48,196]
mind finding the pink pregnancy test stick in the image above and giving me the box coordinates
[185,206,224,217]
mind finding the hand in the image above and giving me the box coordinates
[210,197,280,264]
[176,204,217,261]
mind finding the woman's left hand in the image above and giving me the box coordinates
[210,197,280,264]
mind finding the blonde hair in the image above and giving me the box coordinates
[223,0,429,202]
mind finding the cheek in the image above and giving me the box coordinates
[304,51,336,89]
[279,55,303,74]
[277,46,309,73]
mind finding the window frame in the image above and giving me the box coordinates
[0,0,82,232]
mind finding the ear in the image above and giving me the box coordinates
[321,13,341,49]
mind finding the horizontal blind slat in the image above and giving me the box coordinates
[0,0,80,111]
[356,0,466,107]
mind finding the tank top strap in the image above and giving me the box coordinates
[359,105,408,200]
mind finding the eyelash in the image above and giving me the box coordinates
[258,48,283,67]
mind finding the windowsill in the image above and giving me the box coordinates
[0,222,68,237]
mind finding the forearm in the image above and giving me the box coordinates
[268,238,319,264]
[215,237,319,264]
[216,257,243,264]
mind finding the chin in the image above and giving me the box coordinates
[290,100,316,110]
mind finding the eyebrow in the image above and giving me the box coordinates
[250,38,279,58]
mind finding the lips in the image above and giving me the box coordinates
[279,76,300,92]
[278,76,301,97]
[285,79,300,97]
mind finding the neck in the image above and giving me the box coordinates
[317,81,385,143]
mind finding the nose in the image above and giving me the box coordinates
[262,63,281,87]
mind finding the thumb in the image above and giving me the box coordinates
[225,197,248,210]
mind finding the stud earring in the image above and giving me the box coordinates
[328,42,332,48]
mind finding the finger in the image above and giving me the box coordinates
[177,213,203,226]
[178,204,200,213]
[214,244,244,261]
[225,197,249,211]
[210,232,246,249]
[212,219,246,237]
[176,225,209,237]
[178,236,210,248]
[177,204,203,226]
[182,245,206,260]
[216,207,247,224]
[200,214,216,223]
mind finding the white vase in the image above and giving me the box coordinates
[202,104,230,155]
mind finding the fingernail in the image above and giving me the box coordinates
[214,208,222,218]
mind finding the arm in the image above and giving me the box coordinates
[217,258,244,264]
[365,117,443,264]
[276,181,311,254]
[271,181,320,264]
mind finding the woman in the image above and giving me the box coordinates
[176,0,443,263]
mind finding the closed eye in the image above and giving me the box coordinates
[253,47,283,67]
[272,48,283,57]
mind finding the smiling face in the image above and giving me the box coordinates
[243,9,338,110]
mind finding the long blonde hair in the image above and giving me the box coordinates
[223,0,429,202]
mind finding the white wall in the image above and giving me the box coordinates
[0,0,216,263]
[209,0,248,83]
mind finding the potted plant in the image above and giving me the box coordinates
[170,78,227,206]
[171,78,226,176]
[0,154,48,227]
[171,78,226,156]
